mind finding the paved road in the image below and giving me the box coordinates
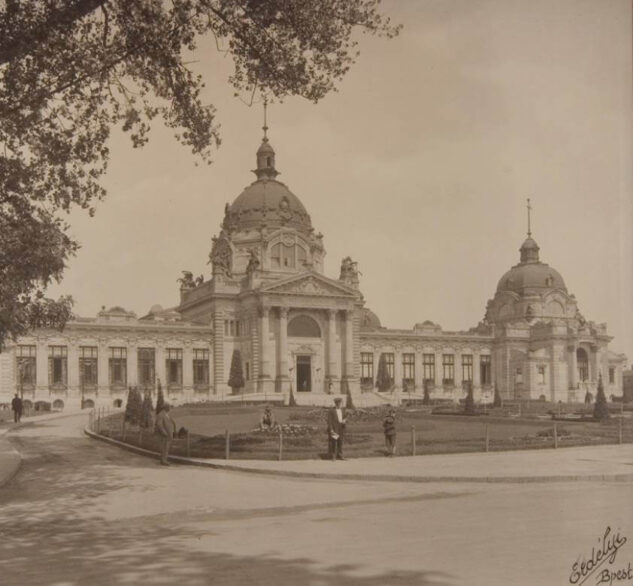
[0,415,631,586]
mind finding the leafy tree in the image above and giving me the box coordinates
[140,390,154,429]
[593,374,610,421]
[464,381,475,415]
[493,383,502,408]
[375,353,392,392]
[228,349,245,393]
[422,379,431,405]
[0,1,399,349]
[155,380,165,414]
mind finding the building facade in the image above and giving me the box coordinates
[0,130,627,409]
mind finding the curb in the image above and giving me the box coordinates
[83,427,633,484]
[0,437,22,488]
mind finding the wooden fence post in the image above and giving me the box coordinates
[186,430,191,457]
[619,416,623,445]
[411,426,416,456]
[278,427,283,461]
[122,420,127,442]
[485,424,490,453]
[553,423,558,449]
[225,429,230,460]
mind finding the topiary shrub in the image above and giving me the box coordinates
[593,374,610,421]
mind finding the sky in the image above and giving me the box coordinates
[48,0,633,361]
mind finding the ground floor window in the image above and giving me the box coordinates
[609,367,615,385]
[384,353,394,381]
[193,349,209,387]
[537,365,546,385]
[515,366,523,384]
[48,346,68,389]
[461,354,473,382]
[109,347,127,388]
[442,354,455,386]
[166,348,183,388]
[480,355,491,385]
[402,353,415,387]
[17,345,36,389]
[79,346,98,388]
[423,354,435,384]
[138,348,155,390]
[360,352,373,386]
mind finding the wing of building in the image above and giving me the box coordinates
[0,129,627,410]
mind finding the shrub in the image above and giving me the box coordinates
[228,349,245,393]
[593,375,610,420]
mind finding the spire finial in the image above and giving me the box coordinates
[527,198,532,237]
[262,98,268,142]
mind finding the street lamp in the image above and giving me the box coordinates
[80,359,85,409]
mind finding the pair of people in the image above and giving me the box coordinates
[260,406,277,431]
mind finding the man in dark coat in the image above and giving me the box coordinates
[155,403,176,466]
[383,407,397,456]
[327,397,347,460]
[11,393,23,423]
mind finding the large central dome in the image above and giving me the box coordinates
[496,236,567,294]
[223,134,313,233]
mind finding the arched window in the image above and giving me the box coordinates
[577,348,589,381]
[270,243,308,269]
[288,315,321,337]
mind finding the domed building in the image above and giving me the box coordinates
[0,126,626,409]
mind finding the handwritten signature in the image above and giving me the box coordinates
[569,526,628,585]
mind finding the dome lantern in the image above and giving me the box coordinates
[253,101,279,180]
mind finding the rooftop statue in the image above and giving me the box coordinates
[208,230,233,278]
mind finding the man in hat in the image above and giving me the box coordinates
[259,405,276,431]
[327,397,347,460]
[155,403,176,466]
[383,406,397,456]
[11,393,23,423]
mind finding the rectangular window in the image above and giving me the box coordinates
[384,353,395,380]
[360,352,374,385]
[402,353,415,387]
[16,345,37,389]
[537,365,546,385]
[461,354,473,382]
[138,348,155,390]
[480,355,492,385]
[166,348,183,388]
[48,345,68,388]
[609,367,615,385]
[442,354,455,386]
[515,367,523,384]
[224,320,229,336]
[229,321,235,336]
[109,347,127,388]
[79,346,98,388]
[193,349,209,388]
[423,354,435,383]
[245,361,250,381]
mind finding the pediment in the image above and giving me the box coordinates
[260,272,359,298]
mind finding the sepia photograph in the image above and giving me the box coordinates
[0,1,631,585]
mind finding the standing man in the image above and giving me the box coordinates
[383,406,397,456]
[327,397,347,461]
[11,393,23,423]
[155,403,176,466]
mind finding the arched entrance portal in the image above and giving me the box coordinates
[288,315,321,393]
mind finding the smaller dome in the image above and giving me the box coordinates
[360,308,382,329]
[149,304,164,314]
[520,237,540,263]
[257,141,275,154]
[497,263,566,293]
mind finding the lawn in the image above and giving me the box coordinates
[96,403,633,461]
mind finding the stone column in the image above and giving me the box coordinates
[277,307,289,390]
[68,341,80,391]
[414,351,423,392]
[259,305,271,380]
[434,351,442,389]
[327,309,339,385]
[473,351,481,387]
[183,343,193,392]
[36,341,48,392]
[127,344,138,388]
[344,310,354,380]
[394,349,403,390]
[97,340,109,393]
